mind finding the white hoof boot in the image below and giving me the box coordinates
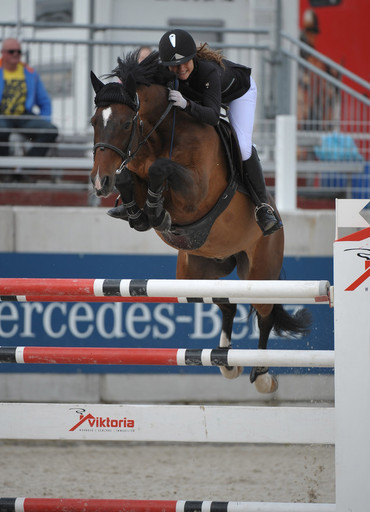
[220,365,243,380]
[254,372,278,393]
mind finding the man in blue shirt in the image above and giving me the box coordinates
[0,37,58,157]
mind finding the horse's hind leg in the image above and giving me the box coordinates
[176,251,243,379]
[218,303,243,379]
[236,250,279,393]
[250,312,279,393]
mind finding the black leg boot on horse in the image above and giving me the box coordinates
[107,161,171,232]
[243,146,283,236]
[107,167,150,231]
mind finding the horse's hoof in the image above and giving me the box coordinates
[254,372,279,393]
[153,210,171,232]
[219,366,243,380]
[129,214,151,232]
[107,205,128,221]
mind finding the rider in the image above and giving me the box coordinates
[157,29,282,236]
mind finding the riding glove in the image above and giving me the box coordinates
[168,89,187,109]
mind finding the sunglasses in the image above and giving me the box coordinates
[5,49,22,55]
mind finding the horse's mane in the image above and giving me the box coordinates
[106,49,175,88]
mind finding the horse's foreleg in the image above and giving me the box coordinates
[115,168,150,232]
[143,159,172,231]
[218,303,243,379]
[249,308,278,393]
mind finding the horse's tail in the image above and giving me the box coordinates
[270,304,312,337]
[249,303,312,338]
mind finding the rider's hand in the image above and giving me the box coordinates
[168,89,187,109]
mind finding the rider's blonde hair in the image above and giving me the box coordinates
[196,43,225,68]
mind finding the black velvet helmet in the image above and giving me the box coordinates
[159,29,197,66]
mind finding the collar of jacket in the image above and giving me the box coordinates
[0,58,35,73]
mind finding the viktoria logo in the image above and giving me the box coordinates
[69,409,135,432]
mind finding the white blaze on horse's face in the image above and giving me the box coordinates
[94,169,102,191]
[102,107,112,128]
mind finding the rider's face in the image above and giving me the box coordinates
[169,59,194,81]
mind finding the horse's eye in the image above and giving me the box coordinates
[123,121,131,130]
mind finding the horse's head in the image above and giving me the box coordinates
[90,71,140,197]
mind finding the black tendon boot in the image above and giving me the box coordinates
[243,146,283,236]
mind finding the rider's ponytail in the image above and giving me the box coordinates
[196,43,225,68]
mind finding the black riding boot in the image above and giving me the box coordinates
[243,146,283,236]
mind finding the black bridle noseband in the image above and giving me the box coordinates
[93,93,174,174]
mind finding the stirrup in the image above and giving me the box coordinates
[255,203,283,237]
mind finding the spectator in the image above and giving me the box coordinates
[0,37,58,158]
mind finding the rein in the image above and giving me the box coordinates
[93,98,175,175]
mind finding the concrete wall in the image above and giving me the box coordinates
[0,206,335,256]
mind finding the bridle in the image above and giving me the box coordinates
[93,93,175,175]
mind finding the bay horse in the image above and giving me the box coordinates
[90,50,310,393]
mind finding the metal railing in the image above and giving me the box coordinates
[278,32,370,203]
[0,21,271,137]
[0,21,369,205]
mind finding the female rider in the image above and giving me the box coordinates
[158,29,282,236]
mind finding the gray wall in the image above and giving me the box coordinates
[0,206,335,256]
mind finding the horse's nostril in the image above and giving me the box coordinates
[102,175,110,188]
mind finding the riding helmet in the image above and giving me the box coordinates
[159,29,197,66]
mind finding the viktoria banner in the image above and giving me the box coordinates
[0,253,334,374]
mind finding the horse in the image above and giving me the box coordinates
[90,50,311,393]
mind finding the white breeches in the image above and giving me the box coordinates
[227,76,257,161]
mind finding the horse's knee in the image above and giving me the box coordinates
[148,158,173,189]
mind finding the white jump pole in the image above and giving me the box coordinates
[0,278,330,304]
[334,199,370,511]
[0,498,336,512]
[0,346,335,368]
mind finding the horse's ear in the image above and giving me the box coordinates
[90,71,104,93]
[126,73,137,101]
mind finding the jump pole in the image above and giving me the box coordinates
[0,498,336,512]
[0,278,331,304]
[0,346,335,368]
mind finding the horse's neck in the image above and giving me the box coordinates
[136,84,174,159]
[139,84,168,124]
